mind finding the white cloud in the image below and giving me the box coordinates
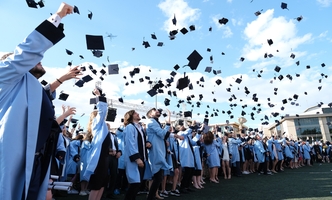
[158,0,201,32]
[241,9,312,62]
[317,0,332,7]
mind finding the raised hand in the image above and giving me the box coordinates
[56,2,74,18]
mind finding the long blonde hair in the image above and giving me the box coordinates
[87,110,98,135]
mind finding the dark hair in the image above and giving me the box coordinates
[204,131,214,145]
[124,110,135,126]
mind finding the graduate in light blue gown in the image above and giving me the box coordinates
[123,110,150,200]
[0,3,79,200]
[228,132,242,176]
[83,89,110,200]
[203,131,220,183]
[80,132,93,196]
[146,108,181,200]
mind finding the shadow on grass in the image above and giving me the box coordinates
[55,163,332,200]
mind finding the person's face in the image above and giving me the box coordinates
[133,112,141,121]
[150,109,160,118]
[29,62,46,79]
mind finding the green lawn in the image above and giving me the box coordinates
[55,163,332,200]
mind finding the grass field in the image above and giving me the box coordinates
[55,163,332,200]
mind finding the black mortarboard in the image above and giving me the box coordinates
[92,50,103,58]
[274,66,281,72]
[207,48,211,52]
[240,57,245,62]
[184,111,192,118]
[66,49,73,55]
[88,10,93,20]
[164,98,170,106]
[296,15,303,22]
[139,78,144,83]
[73,5,80,14]
[318,86,322,91]
[174,64,180,71]
[267,39,273,46]
[172,14,177,25]
[290,53,295,59]
[200,76,205,82]
[278,75,284,81]
[41,80,48,86]
[151,33,157,40]
[187,50,203,70]
[108,64,119,75]
[180,27,189,34]
[216,79,222,85]
[255,11,261,16]
[82,75,93,83]
[143,41,150,48]
[173,91,177,97]
[188,83,193,90]
[37,0,44,8]
[118,97,123,103]
[147,88,157,97]
[321,63,326,67]
[170,71,177,77]
[306,65,310,69]
[75,80,84,87]
[157,42,164,47]
[86,35,105,50]
[218,17,229,25]
[209,26,212,31]
[71,118,78,124]
[205,67,212,73]
[282,99,287,104]
[106,108,117,122]
[100,69,106,75]
[176,76,190,90]
[235,78,242,84]
[26,0,38,8]
[189,25,195,31]
[59,91,69,101]
[281,2,288,10]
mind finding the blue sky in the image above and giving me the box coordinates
[1,0,332,131]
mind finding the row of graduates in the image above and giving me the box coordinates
[51,100,332,200]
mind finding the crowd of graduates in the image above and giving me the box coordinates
[52,106,332,200]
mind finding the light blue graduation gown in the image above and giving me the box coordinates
[124,123,147,183]
[64,140,81,177]
[284,142,294,159]
[83,101,108,181]
[80,140,92,181]
[146,118,171,175]
[228,137,242,163]
[177,128,197,168]
[204,140,221,168]
[254,140,266,163]
[116,129,125,170]
[0,20,64,199]
[303,143,311,159]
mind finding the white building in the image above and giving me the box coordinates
[264,105,332,142]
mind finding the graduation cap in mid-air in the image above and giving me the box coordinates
[108,64,119,75]
[186,50,203,70]
[59,91,69,101]
[86,35,105,58]
[281,2,288,10]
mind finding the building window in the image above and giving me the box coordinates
[294,118,321,140]
[326,116,332,135]
[323,108,332,114]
